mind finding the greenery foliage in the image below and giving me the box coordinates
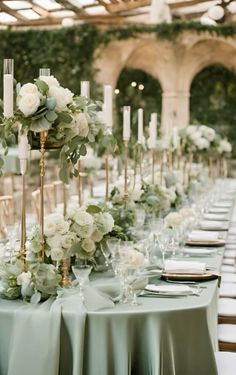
[0,22,236,153]
[115,68,162,140]
[190,64,236,156]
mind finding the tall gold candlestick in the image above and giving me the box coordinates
[105,152,109,202]
[39,130,48,262]
[123,140,129,200]
[19,173,26,270]
[151,148,155,184]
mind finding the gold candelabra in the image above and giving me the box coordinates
[61,257,71,288]
[19,173,26,270]
[39,130,48,262]
[123,140,129,200]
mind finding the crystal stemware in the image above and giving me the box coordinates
[106,238,120,259]
[72,264,92,302]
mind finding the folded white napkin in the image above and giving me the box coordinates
[200,221,225,229]
[204,213,228,221]
[188,230,219,242]
[214,202,231,208]
[209,207,229,214]
[164,260,206,274]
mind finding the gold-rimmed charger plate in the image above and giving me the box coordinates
[162,272,219,282]
[185,239,225,247]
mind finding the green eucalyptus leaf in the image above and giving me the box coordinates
[79,144,87,156]
[69,242,81,256]
[30,117,51,132]
[59,167,69,184]
[57,112,72,124]
[86,205,101,214]
[34,79,49,94]
[46,110,58,122]
[46,97,56,110]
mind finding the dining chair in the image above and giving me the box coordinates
[218,298,236,324]
[31,184,55,222]
[218,324,236,351]
[219,283,236,298]
[0,195,14,237]
[53,180,65,206]
[221,273,236,283]
[215,351,236,374]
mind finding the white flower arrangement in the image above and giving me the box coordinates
[29,213,76,262]
[68,205,114,260]
[0,260,61,302]
[0,75,106,183]
[180,124,218,154]
[217,138,232,155]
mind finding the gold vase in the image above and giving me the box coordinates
[61,257,71,288]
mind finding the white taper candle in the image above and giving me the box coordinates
[149,112,157,148]
[80,81,90,98]
[3,59,14,118]
[137,108,143,144]
[123,106,131,141]
[103,85,113,132]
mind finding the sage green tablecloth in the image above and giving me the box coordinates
[0,249,223,375]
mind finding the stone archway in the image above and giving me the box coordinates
[94,35,178,134]
[95,32,236,134]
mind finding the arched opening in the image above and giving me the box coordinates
[190,64,236,156]
[114,68,162,140]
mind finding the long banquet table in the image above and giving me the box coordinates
[0,186,235,375]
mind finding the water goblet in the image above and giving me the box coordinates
[72,264,92,302]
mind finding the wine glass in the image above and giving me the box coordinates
[135,208,146,228]
[100,242,111,267]
[72,263,92,302]
[158,228,172,268]
[106,238,120,259]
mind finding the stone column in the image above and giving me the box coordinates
[161,91,190,135]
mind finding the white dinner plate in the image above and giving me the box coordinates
[183,247,217,257]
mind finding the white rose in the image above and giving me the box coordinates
[51,248,64,261]
[39,75,60,87]
[19,83,39,96]
[196,138,209,150]
[81,238,96,253]
[74,210,94,227]
[130,186,143,201]
[44,219,57,237]
[56,220,70,235]
[18,93,40,116]
[167,188,177,203]
[74,112,89,138]
[91,230,103,242]
[17,271,33,297]
[46,234,63,249]
[49,86,73,110]
[164,212,182,228]
[186,125,197,135]
[61,232,76,249]
[77,224,94,239]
